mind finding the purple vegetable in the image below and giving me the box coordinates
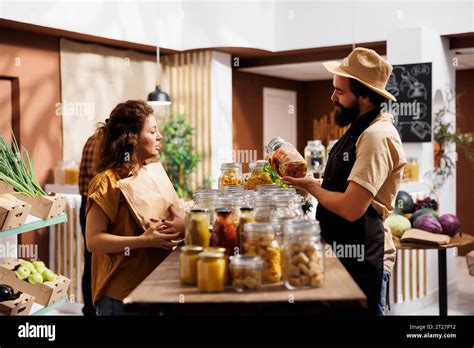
[438,214,461,237]
[413,215,442,234]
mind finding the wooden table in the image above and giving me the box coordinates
[124,246,367,316]
[393,234,474,316]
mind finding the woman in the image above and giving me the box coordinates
[86,100,184,315]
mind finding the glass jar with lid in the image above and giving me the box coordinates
[219,163,244,189]
[180,245,204,285]
[229,255,264,292]
[193,190,221,228]
[282,220,324,290]
[270,194,304,221]
[246,160,273,190]
[253,194,273,223]
[184,208,211,248]
[211,208,238,256]
[265,137,307,178]
[197,251,226,293]
[215,196,245,226]
[242,222,281,283]
[204,246,229,284]
[402,157,419,181]
[304,140,326,178]
[237,207,255,252]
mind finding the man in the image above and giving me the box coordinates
[283,48,406,315]
[78,131,99,316]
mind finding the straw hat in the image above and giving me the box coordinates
[322,47,396,101]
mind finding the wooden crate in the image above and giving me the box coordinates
[467,251,474,277]
[0,260,70,306]
[0,293,35,316]
[12,193,66,220]
[0,196,31,231]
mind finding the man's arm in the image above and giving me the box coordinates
[282,176,373,222]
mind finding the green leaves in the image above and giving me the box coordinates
[160,114,201,198]
[0,133,45,197]
[262,161,288,188]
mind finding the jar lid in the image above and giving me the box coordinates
[307,140,322,146]
[265,137,285,153]
[271,193,297,204]
[215,207,232,214]
[255,184,280,192]
[250,160,267,170]
[244,222,275,234]
[229,255,263,268]
[204,247,226,254]
[240,206,254,211]
[198,251,225,259]
[190,208,206,213]
[284,219,321,236]
[221,162,242,170]
[181,245,204,253]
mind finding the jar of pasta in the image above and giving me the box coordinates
[282,220,324,290]
[265,137,307,178]
[247,160,273,190]
[180,245,204,285]
[242,222,281,283]
[197,251,226,293]
[185,208,211,248]
[229,255,264,292]
[219,163,244,189]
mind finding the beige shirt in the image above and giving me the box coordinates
[347,112,407,273]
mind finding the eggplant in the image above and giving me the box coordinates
[0,284,22,302]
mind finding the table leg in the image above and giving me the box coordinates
[438,249,447,316]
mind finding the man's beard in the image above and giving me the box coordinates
[334,101,360,127]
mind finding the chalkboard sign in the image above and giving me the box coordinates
[383,63,432,142]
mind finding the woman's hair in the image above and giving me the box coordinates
[96,100,154,177]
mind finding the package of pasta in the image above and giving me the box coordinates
[117,162,184,230]
[266,137,307,178]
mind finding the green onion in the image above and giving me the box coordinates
[0,132,45,197]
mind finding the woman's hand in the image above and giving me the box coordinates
[157,204,185,238]
[140,220,182,250]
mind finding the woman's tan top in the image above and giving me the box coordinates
[86,169,170,304]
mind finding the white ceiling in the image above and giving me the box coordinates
[238,51,474,82]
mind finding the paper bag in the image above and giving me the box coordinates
[401,228,451,246]
[117,162,184,230]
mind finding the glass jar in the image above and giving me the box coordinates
[247,160,273,190]
[64,160,79,185]
[402,157,419,181]
[180,245,204,285]
[219,163,244,189]
[204,246,229,284]
[282,220,324,290]
[242,222,281,283]
[193,191,220,228]
[265,137,307,178]
[229,255,264,292]
[253,195,273,223]
[211,208,238,256]
[270,194,304,221]
[304,140,326,178]
[255,184,280,193]
[237,207,255,252]
[197,251,226,293]
[185,209,211,248]
[215,196,246,226]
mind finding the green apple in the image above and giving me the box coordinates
[15,266,31,280]
[27,272,44,285]
[35,265,47,274]
[41,269,57,282]
[32,261,45,270]
[20,261,35,273]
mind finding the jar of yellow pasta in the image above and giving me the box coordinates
[180,245,204,285]
[197,251,227,293]
[246,160,273,190]
[219,163,244,189]
[242,222,281,283]
[185,208,211,248]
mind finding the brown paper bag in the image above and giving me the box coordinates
[117,162,184,230]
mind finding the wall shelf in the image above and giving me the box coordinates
[0,214,67,238]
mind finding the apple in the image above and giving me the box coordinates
[34,265,47,274]
[27,272,44,285]
[32,261,45,270]
[41,269,57,282]
[20,261,35,273]
[15,266,31,280]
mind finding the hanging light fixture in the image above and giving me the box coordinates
[147,46,171,106]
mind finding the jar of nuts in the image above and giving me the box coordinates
[242,222,281,283]
[282,220,325,290]
[229,255,264,292]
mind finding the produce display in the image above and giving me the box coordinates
[438,214,461,237]
[13,260,57,284]
[0,284,21,302]
[386,214,412,237]
[413,215,442,234]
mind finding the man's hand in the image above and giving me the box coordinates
[281,175,321,196]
